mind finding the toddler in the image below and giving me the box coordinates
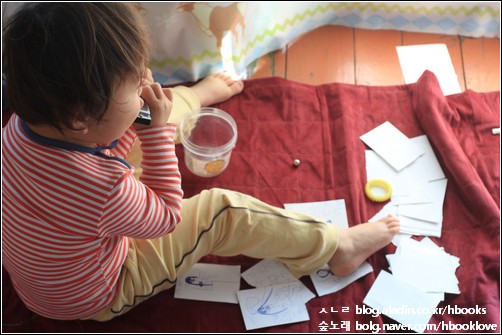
[2,3,399,321]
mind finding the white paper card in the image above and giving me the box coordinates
[360,121,424,171]
[284,199,348,228]
[237,281,315,330]
[241,258,297,288]
[396,43,461,96]
[392,238,460,294]
[363,271,438,332]
[406,135,445,182]
[398,215,442,237]
[365,150,411,197]
[310,262,373,296]
[387,254,459,294]
[369,201,399,222]
[175,263,241,304]
[398,179,447,223]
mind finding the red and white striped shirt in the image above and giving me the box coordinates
[1,115,183,320]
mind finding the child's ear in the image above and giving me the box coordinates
[68,119,89,134]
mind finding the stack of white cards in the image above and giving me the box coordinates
[360,121,448,237]
[364,237,460,332]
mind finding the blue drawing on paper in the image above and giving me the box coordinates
[316,268,334,279]
[256,289,288,315]
[246,288,290,317]
[185,275,213,287]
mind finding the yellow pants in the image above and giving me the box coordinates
[88,188,339,321]
[89,86,340,321]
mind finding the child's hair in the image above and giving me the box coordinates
[2,3,150,131]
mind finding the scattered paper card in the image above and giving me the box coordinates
[363,270,439,332]
[175,263,241,304]
[363,238,460,332]
[406,135,445,182]
[396,43,461,96]
[398,215,442,238]
[398,179,447,223]
[360,121,424,171]
[310,262,373,296]
[284,199,348,228]
[241,258,297,288]
[237,281,315,330]
[392,238,460,294]
[365,150,411,197]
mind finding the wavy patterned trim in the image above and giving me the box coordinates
[149,2,500,71]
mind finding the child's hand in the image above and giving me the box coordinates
[135,82,173,129]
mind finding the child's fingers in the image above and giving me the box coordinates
[150,82,164,99]
[139,83,172,126]
[140,84,154,103]
[141,83,163,102]
[162,88,173,102]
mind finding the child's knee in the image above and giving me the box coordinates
[203,188,247,206]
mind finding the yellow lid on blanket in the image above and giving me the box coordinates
[365,179,392,202]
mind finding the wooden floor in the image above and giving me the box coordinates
[249,26,500,93]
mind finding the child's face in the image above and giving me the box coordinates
[86,76,143,144]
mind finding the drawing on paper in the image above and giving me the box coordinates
[185,275,214,288]
[179,270,220,291]
[245,286,300,318]
[255,289,288,315]
[316,268,334,279]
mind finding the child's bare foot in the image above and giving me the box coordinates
[328,215,400,277]
[190,72,244,107]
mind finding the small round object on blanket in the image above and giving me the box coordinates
[293,159,301,167]
[365,179,392,202]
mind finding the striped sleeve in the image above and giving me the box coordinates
[98,123,183,238]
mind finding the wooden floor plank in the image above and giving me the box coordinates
[354,29,403,86]
[402,32,466,91]
[249,26,500,94]
[462,37,501,93]
[285,25,355,85]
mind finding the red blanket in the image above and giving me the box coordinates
[2,71,500,332]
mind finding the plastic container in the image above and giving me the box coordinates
[180,107,238,177]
